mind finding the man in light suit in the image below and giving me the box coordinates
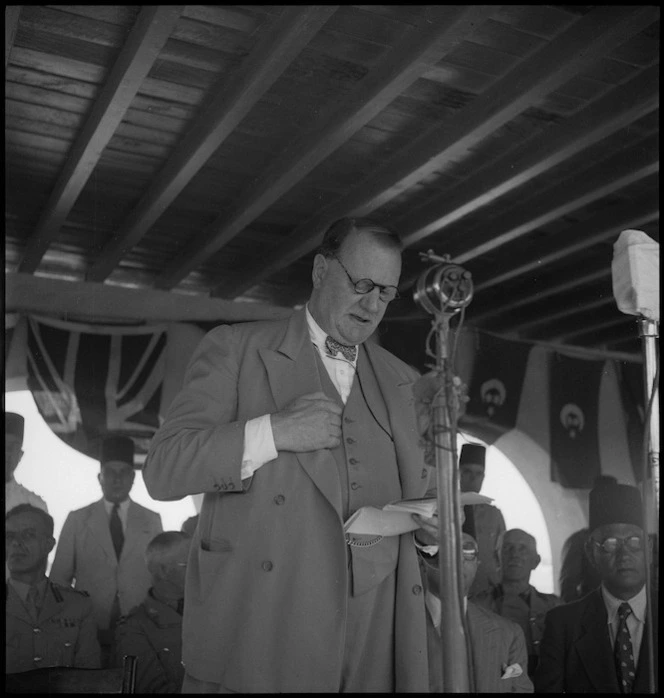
[425,532,533,692]
[50,435,163,667]
[460,443,506,596]
[535,482,658,693]
[144,218,437,692]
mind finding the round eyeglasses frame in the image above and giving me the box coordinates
[592,535,643,555]
[331,254,400,301]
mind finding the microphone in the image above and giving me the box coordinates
[611,229,659,321]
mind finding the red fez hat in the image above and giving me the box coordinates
[6,412,25,442]
[589,483,643,532]
[460,444,486,467]
[100,435,135,468]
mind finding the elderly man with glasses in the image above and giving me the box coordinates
[535,482,657,693]
[424,530,534,693]
[144,217,438,692]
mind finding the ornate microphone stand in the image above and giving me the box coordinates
[413,251,474,693]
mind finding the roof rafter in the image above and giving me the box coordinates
[86,5,339,283]
[155,5,498,289]
[512,295,615,334]
[5,6,21,72]
[17,5,184,273]
[454,145,659,265]
[474,196,659,294]
[470,267,611,325]
[215,5,659,299]
[399,65,659,248]
[551,316,632,343]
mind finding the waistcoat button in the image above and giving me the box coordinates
[412,585,422,595]
[262,561,273,572]
[274,494,285,505]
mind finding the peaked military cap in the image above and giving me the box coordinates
[6,412,25,441]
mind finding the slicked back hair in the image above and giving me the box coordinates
[6,503,54,537]
[317,217,402,258]
[145,530,190,574]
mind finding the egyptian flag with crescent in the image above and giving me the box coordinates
[459,330,532,445]
[549,352,603,488]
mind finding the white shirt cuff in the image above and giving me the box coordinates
[413,533,439,557]
[241,414,278,480]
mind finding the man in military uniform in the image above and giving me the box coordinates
[472,528,562,678]
[114,531,191,693]
[6,503,101,673]
[5,412,48,514]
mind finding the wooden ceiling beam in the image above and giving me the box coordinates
[454,147,659,265]
[215,5,659,299]
[399,65,659,248]
[86,5,339,283]
[474,196,659,294]
[6,273,292,324]
[155,5,497,289]
[512,295,614,334]
[17,6,184,274]
[550,316,632,343]
[5,6,21,72]
[470,267,610,324]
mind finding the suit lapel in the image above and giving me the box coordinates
[634,593,657,693]
[123,501,141,563]
[88,499,116,564]
[364,342,425,500]
[259,309,342,516]
[575,590,620,692]
[467,602,500,693]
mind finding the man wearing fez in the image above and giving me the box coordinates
[144,218,436,692]
[535,483,658,693]
[50,435,163,666]
[460,443,506,597]
[6,504,101,673]
[5,412,48,514]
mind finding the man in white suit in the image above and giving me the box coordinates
[50,435,163,666]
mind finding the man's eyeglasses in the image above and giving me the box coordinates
[331,254,399,302]
[592,535,643,555]
[462,544,479,561]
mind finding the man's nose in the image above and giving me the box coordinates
[360,288,382,312]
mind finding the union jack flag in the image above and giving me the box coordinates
[27,316,166,464]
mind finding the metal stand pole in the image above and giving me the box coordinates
[414,252,474,693]
[637,318,658,695]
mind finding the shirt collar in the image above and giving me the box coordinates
[601,583,647,625]
[305,305,358,367]
[103,498,130,516]
[9,576,48,604]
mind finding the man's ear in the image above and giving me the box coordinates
[533,553,541,569]
[584,539,598,568]
[312,254,328,288]
[46,536,56,555]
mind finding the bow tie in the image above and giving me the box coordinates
[325,335,357,362]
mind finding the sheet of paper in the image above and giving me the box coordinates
[343,492,494,536]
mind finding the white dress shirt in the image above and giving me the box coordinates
[102,498,130,532]
[601,583,646,665]
[240,305,358,480]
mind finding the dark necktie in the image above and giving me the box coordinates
[462,504,476,539]
[176,598,185,615]
[26,586,41,621]
[110,503,124,560]
[614,602,636,693]
[325,335,357,362]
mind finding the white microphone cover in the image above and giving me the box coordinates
[612,229,659,321]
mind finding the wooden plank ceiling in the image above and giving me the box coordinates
[5,5,660,359]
